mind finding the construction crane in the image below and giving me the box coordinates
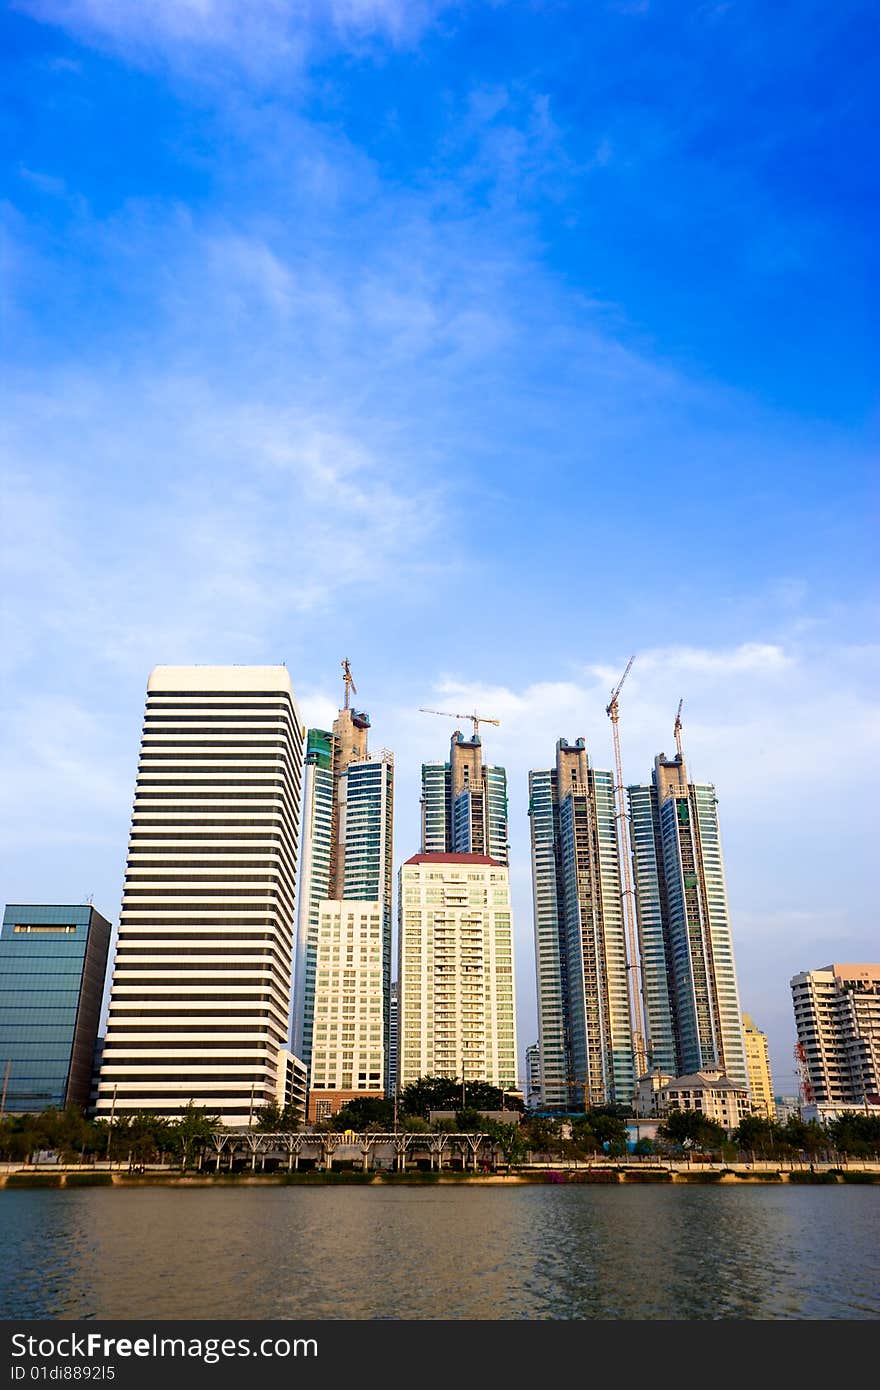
[341,658,357,710]
[674,699,684,760]
[419,708,501,737]
[794,1041,815,1107]
[605,656,648,1079]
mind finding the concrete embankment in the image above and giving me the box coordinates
[2,1164,879,1188]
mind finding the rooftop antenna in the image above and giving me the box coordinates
[341,658,357,710]
[674,699,684,760]
[605,656,647,1078]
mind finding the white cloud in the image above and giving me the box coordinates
[16,0,455,73]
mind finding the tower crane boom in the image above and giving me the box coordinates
[341,658,357,709]
[605,656,648,1078]
[419,708,501,737]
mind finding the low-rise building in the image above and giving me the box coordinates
[0,903,112,1113]
[775,1094,800,1122]
[633,1068,674,1118]
[659,1068,750,1132]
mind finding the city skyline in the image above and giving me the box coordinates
[2,2,876,1103]
[3,657,872,1103]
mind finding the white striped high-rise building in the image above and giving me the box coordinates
[95,665,305,1125]
[528,738,634,1111]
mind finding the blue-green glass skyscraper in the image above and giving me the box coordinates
[292,701,394,1085]
[0,904,112,1113]
[421,730,509,865]
[628,751,748,1088]
[528,738,634,1110]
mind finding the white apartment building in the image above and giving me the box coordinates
[95,665,305,1126]
[307,900,385,1120]
[791,963,880,1108]
[398,853,518,1093]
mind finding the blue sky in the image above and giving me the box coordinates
[2,0,877,1096]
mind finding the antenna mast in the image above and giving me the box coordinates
[606,656,647,1078]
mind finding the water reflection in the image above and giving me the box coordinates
[0,1187,877,1320]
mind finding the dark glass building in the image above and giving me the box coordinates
[0,904,112,1113]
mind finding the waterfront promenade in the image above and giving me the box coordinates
[3,1157,879,1185]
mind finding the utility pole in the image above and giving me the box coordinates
[606,656,648,1078]
[106,1083,117,1163]
[0,1059,11,1119]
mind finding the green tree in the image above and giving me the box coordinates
[520,1116,564,1156]
[400,1075,503,1119]
[658,1108,726,1151]
[484,1118,527,1164]
[734,1113,779,1156]
[330,1097,395,1131]
[827,1112,880,1158]
[255,1101,282,1131]
[778,1115,827,1158]
[169,1102,220,1171]
[455,1107,487,1132]
[587,1111,629,1150]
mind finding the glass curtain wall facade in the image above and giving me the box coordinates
[627,753,748,1088]
[420,733,509,865]
[292,703,394,1093]
[528,739,634,1110]
[0,904,112,1113]
[291,729,334,1068]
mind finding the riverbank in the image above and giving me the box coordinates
[3,1161,879,1187]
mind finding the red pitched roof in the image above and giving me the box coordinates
[403,852,504,867]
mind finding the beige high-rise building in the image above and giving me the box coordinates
[398,853,517,1093]
[307,901,386,1121]
[742,1013,775,1120]
[96,665,305,1126]
[791,964,880,1108]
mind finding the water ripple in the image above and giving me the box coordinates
[0,1186,877,1320]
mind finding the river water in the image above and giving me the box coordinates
[1,1185,877,1320]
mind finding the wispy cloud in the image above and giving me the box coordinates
[15,0,457,74]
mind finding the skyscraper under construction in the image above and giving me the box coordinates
[528,737,634,1111]
[529,715,749,1111]
[421,726,509,865]
[627,747,749,1089]
[291,662,393,1092]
